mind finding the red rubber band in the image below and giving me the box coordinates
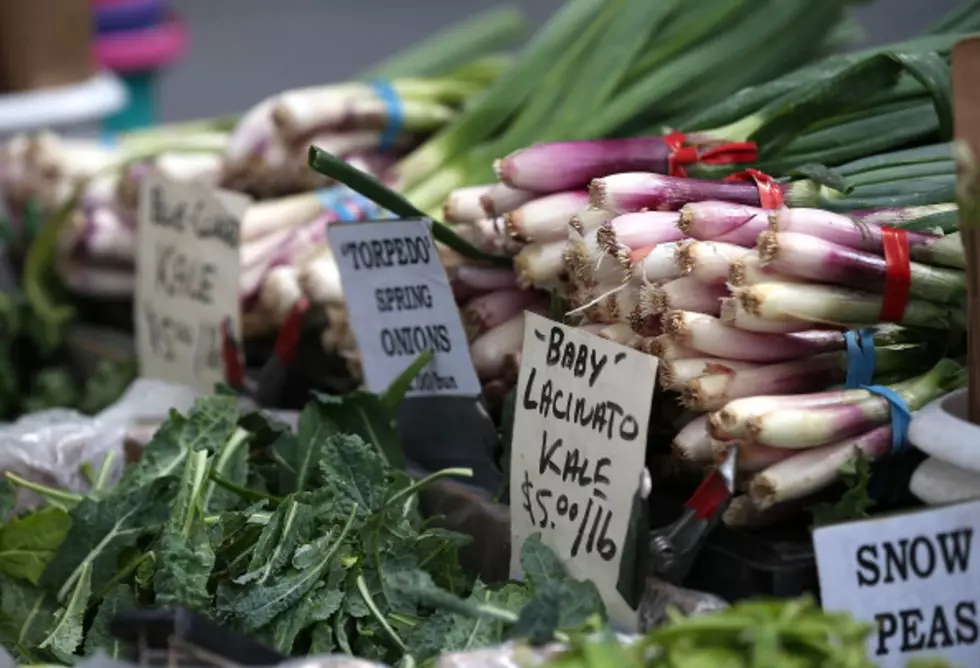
[725,169,784,209]
[880,227,911,323]
[273,297,311,365]
[664,131,758,178]
[220,318,245,389]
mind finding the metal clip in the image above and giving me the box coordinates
[648,443,739,584]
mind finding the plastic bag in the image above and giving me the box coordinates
[0,377,200,508]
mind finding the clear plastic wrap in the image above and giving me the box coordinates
[0,378,200,508]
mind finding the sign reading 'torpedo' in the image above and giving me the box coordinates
[327,218,480,398]
[135,171,249,392]
[509,311,658,630]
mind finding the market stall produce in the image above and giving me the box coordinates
[5,1,980,666]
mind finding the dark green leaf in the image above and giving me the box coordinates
[39,478,175,600]
[0,478,15,521]
[786,163,850,194]
[0,576,59,658]
[888,52,952,141]
[40,561,92,656]
[83,584,136,658]
[312,391,405,470]
[236,498,315,585]
[306,148,511,266]
[751,52,906,156]
[320,434,388,516]
[280,401,337,494]
[309,621,335,654]
[810,448,876,527]
[556,579,605,629]
[520,534,567,590]
[0,507,70,584]
[117,396,239,492]
[510,581,562,646]
[217,507,356,631]
[153,524,215,613]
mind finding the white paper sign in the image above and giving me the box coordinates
[327,218,480,398]
[814,499,980,667]
[509,312,658,630]
[135,172,249,392]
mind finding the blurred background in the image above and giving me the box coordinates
[162,0,961,121]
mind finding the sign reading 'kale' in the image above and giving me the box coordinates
[814,499,980,667]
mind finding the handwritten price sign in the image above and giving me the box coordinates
[509,313,658,630]
[135,172,250,391]
[520,468,616,562]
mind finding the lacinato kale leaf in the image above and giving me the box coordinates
[0,394,607,665]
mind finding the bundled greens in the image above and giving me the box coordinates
[539,596,951,668]
[0,388,605,665]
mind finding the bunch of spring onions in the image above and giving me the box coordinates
[3,8,526,350]
[390,0,863,214]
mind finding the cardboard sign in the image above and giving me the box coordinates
[814,499,980,667]
[135,172,249,392]
[327,218,480,398]
[509,312,658,630]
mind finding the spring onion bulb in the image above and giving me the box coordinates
[682,344,929,412]
[710,388,879,441]
[712,441,792,478]
[640,276,727,317]
[728,252,803,287]
[675,240,751,285]
[719,297,813,333]
[749,427,893,509]
[470,311,529,380]
[444,184,495,223]
[678,200,770,246]
[299,248,344,305]
[659,357,761,393]
[494,137,672,192]
[663,310,844,363]
[596,323,641,346]
[629,243,684,284]
[515,239,567,289]
[462,289,544,341]
[597,212,686,263]
[744,360,964,449]
[672,414,714,463]
[504,190,590,242]
[564,227,624,287]
[569,206,616,236]
[641,335,701,361]
[480,183,539,218]
[757,231,966,304]
[733,281,960,330]
[460,217,523,254]
[259,265,304,323]
[451,264,518,299]
[591,173,776,214]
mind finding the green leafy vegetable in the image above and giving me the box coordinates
[0,390,605,665]
[810,449,876,527]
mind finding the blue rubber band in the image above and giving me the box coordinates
[860,384,911,454]
[318,187,384,222]
[98,132,118,148]
[370,79,403,153]
[845,328,877,389]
